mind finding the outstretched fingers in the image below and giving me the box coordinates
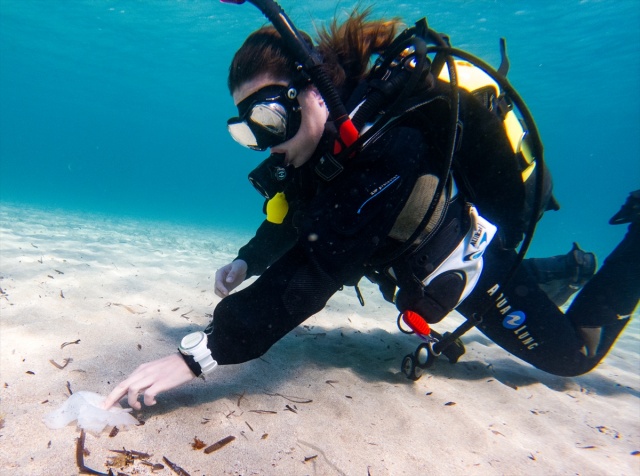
[103,354,197,410]
[103,371,153,410]
[103,384,129,410]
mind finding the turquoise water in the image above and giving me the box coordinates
[1,0,638,260]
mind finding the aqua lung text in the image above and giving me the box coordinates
[487,284,539,350]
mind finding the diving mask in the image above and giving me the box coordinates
[227,84,302,151]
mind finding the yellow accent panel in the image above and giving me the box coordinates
[504,111,525,154]
[438,59,536,183]
[438,60,500,95]
[521,160,536,182]
[266,192,289,224]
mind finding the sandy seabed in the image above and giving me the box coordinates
[0,203,638,476]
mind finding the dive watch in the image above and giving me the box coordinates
[178,331,217,378]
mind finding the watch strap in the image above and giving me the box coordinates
[178,351,203,377]
[197,354,218,374]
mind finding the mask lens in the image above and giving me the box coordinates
[249,103,287,138]
[227,120,262,150]
[227,85,300,151]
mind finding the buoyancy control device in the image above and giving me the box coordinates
[335,19,560,328]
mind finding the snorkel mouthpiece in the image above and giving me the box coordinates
[248,153,293,199]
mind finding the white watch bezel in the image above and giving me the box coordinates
[180,331,218,374]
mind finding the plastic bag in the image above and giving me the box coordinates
[43,391,138,433]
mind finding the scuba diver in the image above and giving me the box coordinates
[104,3,639,410]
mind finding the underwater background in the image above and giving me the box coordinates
[1,0,638,260]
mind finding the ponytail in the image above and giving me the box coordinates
[228,7,403,100]
[316,8,404,98]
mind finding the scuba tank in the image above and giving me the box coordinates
[339,19,559,348]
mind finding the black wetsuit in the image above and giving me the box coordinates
[457,224,639,376]
[207,92,640,377]
[209,124,430,363]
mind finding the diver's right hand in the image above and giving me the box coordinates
[214,259,248,298]
[102,353,196,411]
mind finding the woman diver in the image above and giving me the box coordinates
[104,5,639,410]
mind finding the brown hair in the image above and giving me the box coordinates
[315,8,403,98]
[227,8,403,99]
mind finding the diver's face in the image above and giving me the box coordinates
[232,75,329,168]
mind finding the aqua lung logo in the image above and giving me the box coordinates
[487,284,539,350]
[273,166,288,181]
[464,225,488,261]
[502,311,526,329]
[470,225,488,248]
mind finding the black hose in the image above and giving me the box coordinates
[422,45,547,350]
[428,45,546,289]
[369,30,460,267]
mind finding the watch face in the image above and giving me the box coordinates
[181,331,204,351]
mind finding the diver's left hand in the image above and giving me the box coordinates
[215,259,248,298]
[103,353,196,410]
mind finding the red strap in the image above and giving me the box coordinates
[339,119,359,147]
[333,119,359,155]
[402,310,431,336]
